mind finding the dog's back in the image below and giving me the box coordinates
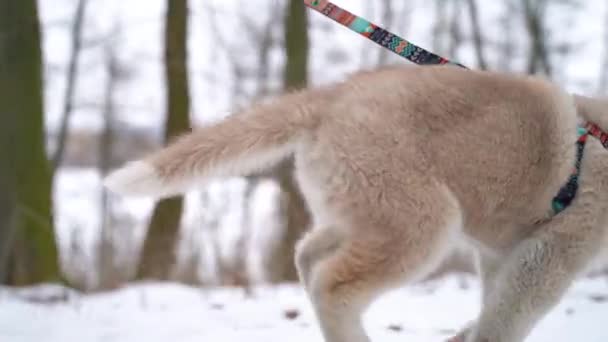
[294,66,578,238]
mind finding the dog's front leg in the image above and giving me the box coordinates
[448,252,502,342]
[468,140,608,342]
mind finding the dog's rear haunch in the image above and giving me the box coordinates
[105,65,608,342]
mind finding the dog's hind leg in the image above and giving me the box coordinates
[295,226,344,289]
[302,181,462,342]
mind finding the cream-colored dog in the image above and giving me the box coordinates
[104,65,608,342]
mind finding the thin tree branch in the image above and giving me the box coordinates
[204,2,248,102]
[448,0,463,60]
[253,5,281,99]
[97,37,122,289]
[497,0,517,71]
[432,0,449,56]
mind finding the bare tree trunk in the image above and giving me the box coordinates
[236,10,281,285]
[599,1,608,94]
[497,0,517,71]
[205,3,247,103]
[432,0,449,56]
[282,0,308,103]
[269,161,310,282]
[266,0,311,283]
[97,40,122,290]
[465,0,488,70]
[171,232,202,286]
[253,9,277,100]
[522,0,552,76]
[0,110,16,283]
[242,177,261,235]
[137,0,191,280]
[52,0,88,172]
[0,0,61,285]
[99,44,118,241]
[448,0,463,60]
[0,26,17,280]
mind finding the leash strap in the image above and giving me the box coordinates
[303,0,467,68]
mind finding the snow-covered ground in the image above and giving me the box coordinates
[0,274,607,342]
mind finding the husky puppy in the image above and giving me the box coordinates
[104,65,608,342]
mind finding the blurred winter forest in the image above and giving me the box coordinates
[1,0,608,292]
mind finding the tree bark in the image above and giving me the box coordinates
[97,41,123,290]
[0,0,61,285]
[137,0,191,280]
[267,0,311,283]
[497,0,517,71]
[465,0,488,70]
[599,1,608,94]
[52,0,87,172]
[282,0,309,91]
[522,0,552,76]
[432,0,449,56]
[0,102,16,283]
[448,0,463,61]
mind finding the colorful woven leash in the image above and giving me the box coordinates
[303,0,467,68]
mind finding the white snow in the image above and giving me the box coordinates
[0,274,607,342]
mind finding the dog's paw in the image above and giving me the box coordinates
[446,336,465,342]
[446,332,468,342]
[446,320,476,342]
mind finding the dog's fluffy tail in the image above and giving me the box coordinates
[103,91,320,198]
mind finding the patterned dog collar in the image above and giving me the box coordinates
[551,126,589,214]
